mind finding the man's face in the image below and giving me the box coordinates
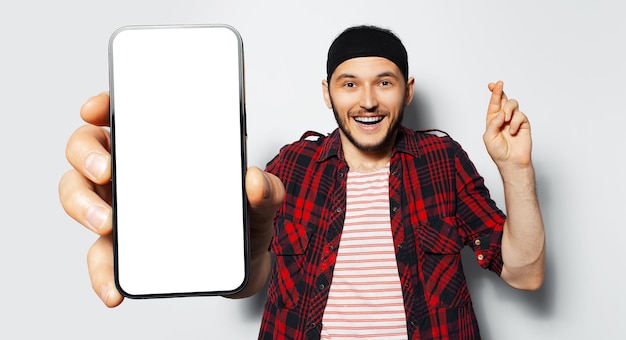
[323,57,414,153]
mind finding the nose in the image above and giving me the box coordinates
[360,85,378,111]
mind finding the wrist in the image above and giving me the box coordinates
[497,163,536,186]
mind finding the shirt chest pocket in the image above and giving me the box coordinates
[268,219,315,309]
[415,217,471,308]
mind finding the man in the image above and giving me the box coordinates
[59,25,545,339]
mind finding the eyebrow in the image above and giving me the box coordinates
[334,71,400,81]
[334,73,357,81]
[376,71,399,79]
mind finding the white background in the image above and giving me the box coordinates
[1,0,624,339]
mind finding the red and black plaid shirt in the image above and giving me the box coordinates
[259,126,505,340]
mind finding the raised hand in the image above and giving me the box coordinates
[483,82,545,291]
[483,81,533,171]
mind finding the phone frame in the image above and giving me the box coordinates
[108,24,249,299]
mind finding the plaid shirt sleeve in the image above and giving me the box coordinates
[452,139,506,274]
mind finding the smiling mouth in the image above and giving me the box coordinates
[354,116,384,125]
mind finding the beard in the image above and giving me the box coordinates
[330,99,404,153]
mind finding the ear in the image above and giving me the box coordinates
[404,77,415,107]
[322,79,332,109]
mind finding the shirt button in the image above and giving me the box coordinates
[474,239,481,246]
[336,207,342,213]
[477,254,484,261]
[339,172,344,178]
[329,245,334,251]
[392,206,398,213]
[319,284,325,290]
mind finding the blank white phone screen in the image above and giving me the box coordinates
[109,25,247,297]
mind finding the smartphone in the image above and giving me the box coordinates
[109,24,248,298]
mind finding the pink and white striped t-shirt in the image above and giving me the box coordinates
[321,165,408,339]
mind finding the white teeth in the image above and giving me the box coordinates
[354,116,383,124]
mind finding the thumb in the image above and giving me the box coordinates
[246,166,284,225]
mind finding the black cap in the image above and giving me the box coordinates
[326,25,409,81]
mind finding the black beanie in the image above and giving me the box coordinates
[326,25,409,81]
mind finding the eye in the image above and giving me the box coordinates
[343,82,356,88]
[380,80,391,86]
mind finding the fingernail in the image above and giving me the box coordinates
[85,153,107,179]
[99,285,110,305]
[86,205,108,231]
